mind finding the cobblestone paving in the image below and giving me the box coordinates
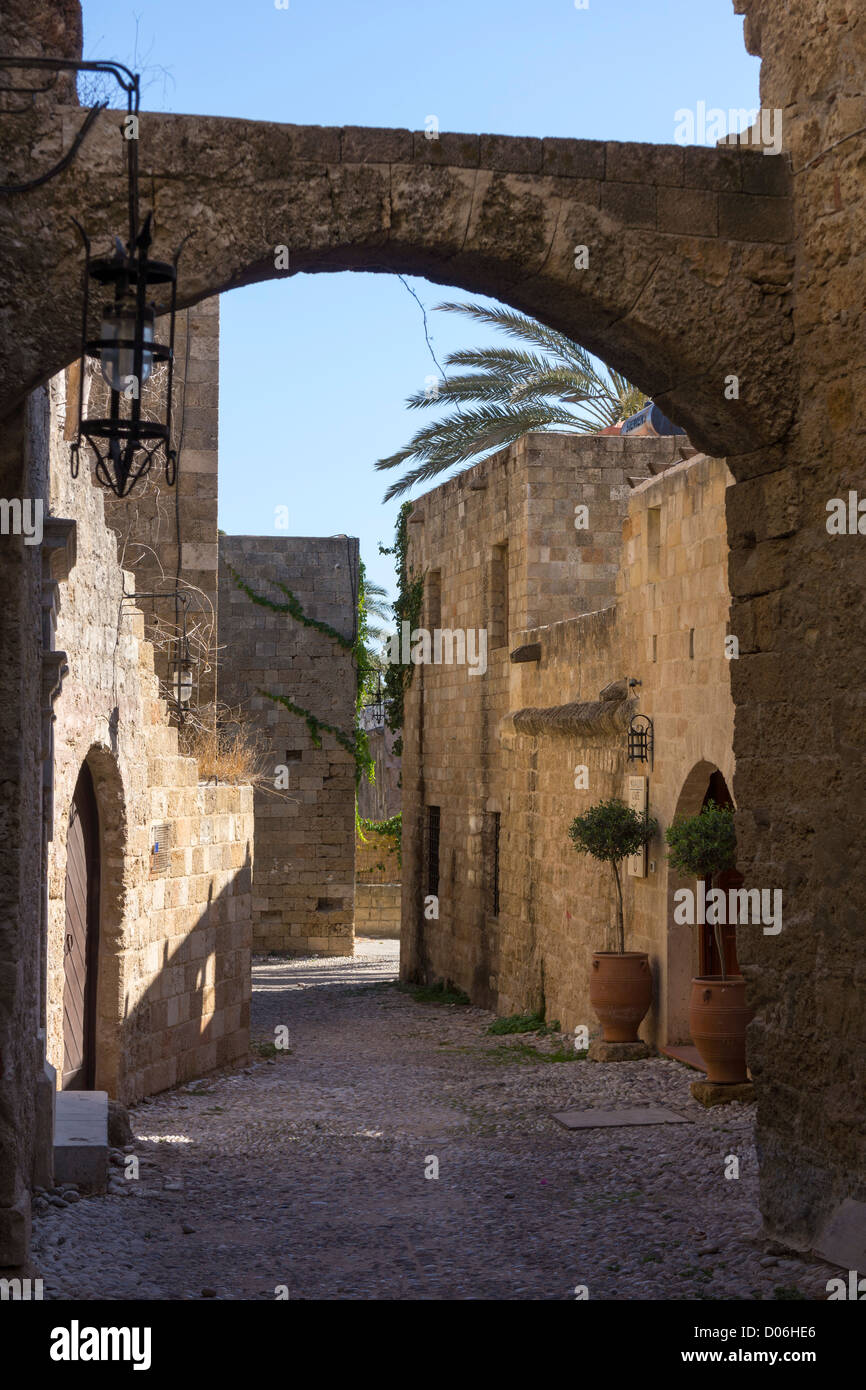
[32,941,837,1301]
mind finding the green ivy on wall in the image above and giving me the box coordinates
[358,811,402,867]
[378,500,424,757]
[226,559,376,789]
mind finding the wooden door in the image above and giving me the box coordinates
[700,866,743,977]
[62,765,100,1090]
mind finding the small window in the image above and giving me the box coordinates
[652,633,658,663]
[490,543,509,649]
[285,749,303,762]
[316,898,342,912]
[426,806,440,899]
[647,506,661,582]
[689,628,695,660]
[427,569,442,631]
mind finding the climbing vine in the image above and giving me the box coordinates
[227,559,375,789]
[358,811,402,867]
[378,500,425,756]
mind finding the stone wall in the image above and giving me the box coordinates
[46,372,254,1106]
[401,434,734,1046]
[357,718,401,821]
[218,536,358,955]
[355,827,401,938]
[355,883,401,939]
[726,0,866,1261]
[0,392,52,1263]
[400,431,685,1003]
[99,298,220,711]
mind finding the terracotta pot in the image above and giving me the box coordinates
[589,951,653,1043]
[689,976,753,1084]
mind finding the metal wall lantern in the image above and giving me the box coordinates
[628,713,654,769]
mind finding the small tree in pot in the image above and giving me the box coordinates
[664,800,736,979]
[568,798,658,1044]
[568,798,658,953]
[664,800,752,1085]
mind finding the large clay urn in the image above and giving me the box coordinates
[589,951,653,1043]
[689,976,753,1083]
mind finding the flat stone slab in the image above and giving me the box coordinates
[54,1090,108,1193]
[553,1106,690,1130]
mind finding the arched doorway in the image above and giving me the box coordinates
[665,760,737,1050]
[698,770,742,979]
[61,763,101,1090]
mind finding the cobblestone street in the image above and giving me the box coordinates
[33,942,836,1301]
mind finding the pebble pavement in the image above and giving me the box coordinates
[31,939,838,1301]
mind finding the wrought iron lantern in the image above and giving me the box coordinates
[0,54,184,498]
[71,211,181,497]
[169,611,195,717]
[628,713,654,769]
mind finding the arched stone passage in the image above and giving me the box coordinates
[1,110,794,458]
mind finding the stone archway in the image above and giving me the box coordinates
[1,109,794,463]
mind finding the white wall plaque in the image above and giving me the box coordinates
[627,775,648,878]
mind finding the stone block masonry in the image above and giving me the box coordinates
[400,433,733,1044]
[100,298,221,713]
[355,827,401,938]
[218,536,358,955]
[45,372,254,1109]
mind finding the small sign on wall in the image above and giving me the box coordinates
[627,776,647,878]
[150,822,172,876]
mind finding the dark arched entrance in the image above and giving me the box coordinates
[698,770,742,979]
[61,762,101,1090]
[665,760,738,1051]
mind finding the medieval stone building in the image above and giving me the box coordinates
[400,431,735,1054]
[0,0,863,1275]
[218,534,358,956]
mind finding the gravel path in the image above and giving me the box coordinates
[32,940,836,1301]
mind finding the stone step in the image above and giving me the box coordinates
[53,1090,108,1194]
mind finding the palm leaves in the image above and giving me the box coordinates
[361,576,392,652]
[376,301,647,501]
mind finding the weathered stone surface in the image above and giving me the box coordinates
[400,436,735,1045]
[690,1080,757,1107]
[107,1101,133,1149]
[0,101,794,455]
[218,536,356,956]
[53,1091,108,1193]
[586,1040,652,1064]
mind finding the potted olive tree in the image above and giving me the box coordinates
[665,801,753,1083]
[568,798,658,1043]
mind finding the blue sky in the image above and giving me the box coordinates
[81,0,760,597]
